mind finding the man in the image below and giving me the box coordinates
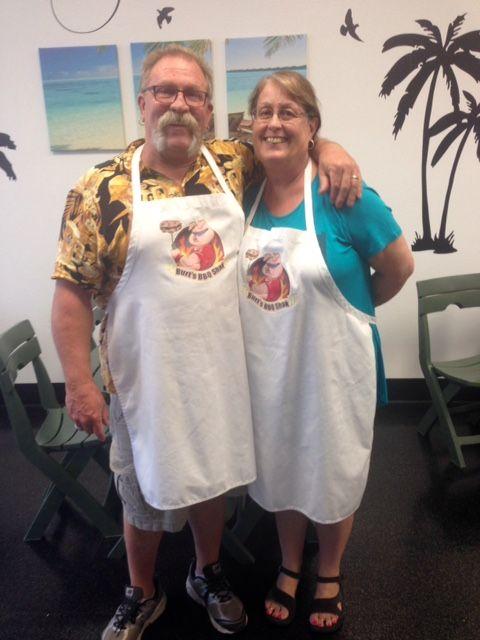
[52,45,361,639]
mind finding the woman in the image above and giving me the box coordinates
[238,72,413,633]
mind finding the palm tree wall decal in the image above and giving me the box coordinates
[429,91,480,253]
[380,14,480,252]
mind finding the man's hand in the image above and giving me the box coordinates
[66,380,109,442]
[316,140,362,208]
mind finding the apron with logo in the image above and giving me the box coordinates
[106,144,256,510]
[238,161,376,523]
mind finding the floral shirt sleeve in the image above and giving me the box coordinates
[53,142,138,307]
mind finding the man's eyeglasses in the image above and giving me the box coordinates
[252,107,307,122]
[142,85,208,107]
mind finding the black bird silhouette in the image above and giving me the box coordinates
[157,7,174,29]
[0,132,16,180]
[340,9,363,42]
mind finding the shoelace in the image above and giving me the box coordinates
[113,598,142,630]
[206,574,232,603]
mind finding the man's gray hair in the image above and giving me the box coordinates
[140,45,213,99]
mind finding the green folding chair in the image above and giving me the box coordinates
[0,319,122,544]
[417,273,480,468]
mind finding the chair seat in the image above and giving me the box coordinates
[36,408,107,451]
[433,354,480,387]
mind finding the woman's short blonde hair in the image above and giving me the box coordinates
[140,44,213,99]
[248,71,321,134]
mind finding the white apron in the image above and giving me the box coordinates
[238,161,376,523]
[106,144,256,510]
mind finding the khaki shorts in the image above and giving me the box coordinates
[109,395,189,533]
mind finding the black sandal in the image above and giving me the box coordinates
[309,575,345,634]
[265,565,301,626]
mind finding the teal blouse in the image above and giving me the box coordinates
[244,177,402,405]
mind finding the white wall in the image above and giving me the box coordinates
[1,0,479,382]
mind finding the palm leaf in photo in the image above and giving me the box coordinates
[262,35,303,58]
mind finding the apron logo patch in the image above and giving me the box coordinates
[244,243,295,310]
[160,218,225,279]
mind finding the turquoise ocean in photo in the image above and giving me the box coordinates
[227,66,307,115]
[42,76,125,152]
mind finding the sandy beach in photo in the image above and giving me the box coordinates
[39,46,125,152]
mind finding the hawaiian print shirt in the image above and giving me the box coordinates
[53,138,256,391]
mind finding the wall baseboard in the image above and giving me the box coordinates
[1,380,479,409]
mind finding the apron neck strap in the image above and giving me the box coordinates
[131,143,144,208]
[246,160,313,230]
[200,145,233,196]
[245,179,266,227]
[303,159,315,234]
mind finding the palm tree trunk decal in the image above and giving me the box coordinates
[430,91,480,253]
[417,67,439,249]
[436,129,469,252]
[380,14,480,253]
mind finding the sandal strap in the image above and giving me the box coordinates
[267,584,296,612]
[316,574,342,584]
[279,565,301,580]
[310,595,343,616]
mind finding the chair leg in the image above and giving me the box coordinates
[230,497,264,542]
[32,449,123,538]
[221,527,255,565]
[92,446,122,520]
[220,497,264,564]
[24,483,66,541]
[103,473,122,521]
[24,450,90,541]
[107,535,126,559]
[418,382,459,435]
[93,444,111,473]
[424,378,466,468]
[58,475,122,538]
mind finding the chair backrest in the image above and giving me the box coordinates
[0,320,58,453]
[417,273,480,316]
[416,273,480,370]
[0,320,59,408]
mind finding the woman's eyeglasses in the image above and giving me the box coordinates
[252,107,307,122]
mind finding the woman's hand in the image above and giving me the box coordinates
[315,139,362,208]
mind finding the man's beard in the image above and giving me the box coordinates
[152,111,203,159]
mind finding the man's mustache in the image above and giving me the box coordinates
[155,111,200,134]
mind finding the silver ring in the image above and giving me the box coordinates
[352,174,359,180]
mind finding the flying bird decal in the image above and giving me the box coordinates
[157,7,174,29]
[340,9,363,42]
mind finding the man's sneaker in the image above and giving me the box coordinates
[185,560,247,634]
[101,584,167,640]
